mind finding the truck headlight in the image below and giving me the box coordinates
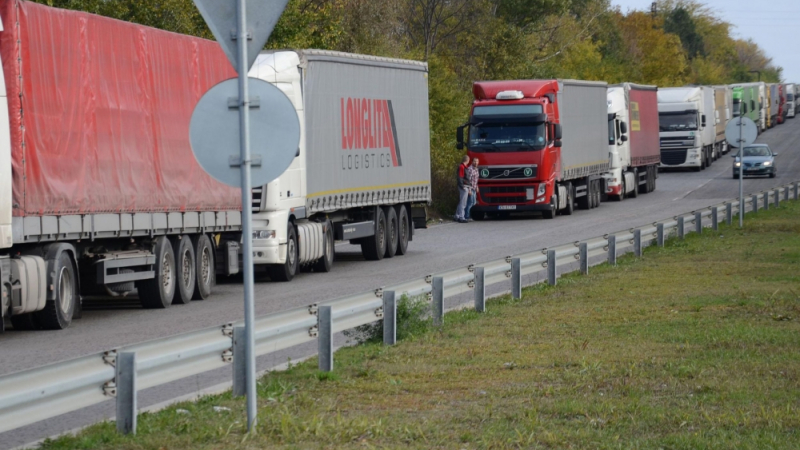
[537,184,546,196]
[253,230,276,239]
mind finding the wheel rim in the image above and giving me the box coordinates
[400,216,407,244]
[378,218,385,249]
[181,249,192,289]
[200,247,211,287]
[58,267,73,315]
[162,252,174,294]
[326,231,333,263]
[390,219,397,245]
[288,237,297,268]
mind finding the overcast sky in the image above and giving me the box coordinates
[611,0,800,82]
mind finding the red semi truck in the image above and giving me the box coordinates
[0,0,243,331]
[456,80,609,219]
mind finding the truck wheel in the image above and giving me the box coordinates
[270,225,299,282]
[138,236,176,309]
[542,193,557,219]
[361,208,387,260]
[396,206,410,255]
[594,180,602,208]
[383,207,398,258]
[312,222,334,273]
[630,171,639,198]
[191,235,214,300]
[577,183,591,210]
[10,313,38,331]
[35,252,76,329]
[171,236,196,305]
[562,184,574,216]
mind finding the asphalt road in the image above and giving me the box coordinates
[2,118,799,449]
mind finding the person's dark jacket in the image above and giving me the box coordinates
[456,163,469,189]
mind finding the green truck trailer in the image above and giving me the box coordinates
[731,84,761,132]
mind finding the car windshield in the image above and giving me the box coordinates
[736,146,771,157]
[659,112,698,131]
[469,121,546,152]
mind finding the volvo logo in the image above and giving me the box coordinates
[524,167,533,177]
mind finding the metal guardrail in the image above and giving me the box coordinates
[1,181,798,435]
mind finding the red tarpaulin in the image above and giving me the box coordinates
[1,0,240,216]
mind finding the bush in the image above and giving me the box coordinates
[345,294,432,344]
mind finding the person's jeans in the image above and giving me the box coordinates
[455,187,469,219]
[465,191,476,219]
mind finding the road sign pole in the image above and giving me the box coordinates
[236,0,257,432]
[738,118,743,228]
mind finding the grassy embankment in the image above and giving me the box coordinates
[44,200,800,449]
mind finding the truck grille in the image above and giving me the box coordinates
[479,186,528,204]
[252,187,263,212]
[661,149,687,165]
[480,166,537,180]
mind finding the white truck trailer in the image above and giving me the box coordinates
[248,50,432,281]
[657,86,716,171]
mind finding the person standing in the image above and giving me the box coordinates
[465,157,480,221]
[455,155,470,223]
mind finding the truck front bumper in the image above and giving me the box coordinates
[472,204,553,213]
[252,239,285,265]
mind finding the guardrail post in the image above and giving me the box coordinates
[657,223,665,247]
[763,192,769,210]
[433,276,444,325]
[784,186,789,202]
[694,212,702,235]
[383,290,396,345]
[634,229,642,257]
[579,242,588,275]
[116,352,137,435]
[711,207,718,231]
[547,250,557,286]
[794,182,798,200]
[774,189,780,208]
[677,217,685,239]
[232,326,246,397]
[511,258,521,299]
[726,203,732,226]
[752,195,758,213]
[318,306,333,372]
[474,267,485,313]
[607,236,616,266]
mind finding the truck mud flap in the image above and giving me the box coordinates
[411,206,428,229]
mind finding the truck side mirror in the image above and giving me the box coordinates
[619,121,628,134]
[456,126,464,150]
[553,140,562,148]
[620,135,628,143]
[553,124,562,140]
[701,115,707,127]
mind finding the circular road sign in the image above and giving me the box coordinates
[190,77,300,188]
[725,116,758,150]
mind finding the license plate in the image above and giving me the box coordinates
[498,205,516,210]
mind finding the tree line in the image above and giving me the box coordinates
[34,0,783,212]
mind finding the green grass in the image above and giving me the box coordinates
[42,201,800,449]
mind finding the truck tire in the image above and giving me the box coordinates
[396,205,410,255]
[594,180,602,208]
[171,236,196,305]
[383,206,398,258]
[542,193,557,219]
[361,208,387,260]
[562,184,574,216]
[34,252,76,329]
[312,222,334,273]
[138,236,176,309]
[269,224,299,282]
[191,235,214,300]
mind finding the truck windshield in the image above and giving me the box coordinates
[659,113,698,132]
[788,94,795,101]
[469,121,546,152]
